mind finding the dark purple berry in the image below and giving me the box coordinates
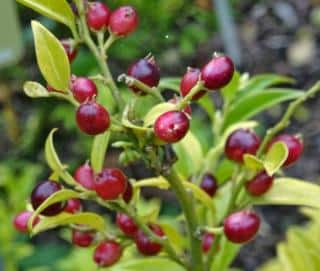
[200,173,218,197]
[245,171,274,196]
[135,224,164,256]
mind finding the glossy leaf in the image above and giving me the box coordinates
[253,178,320,208]
[243,154,264,171]
[221,71,240,104]
[32,21,70,92]
[222,89,303,130]
[197,94,215,121]
[17,0,76,32]
[264,142,288,176]
[143,102,176,127]
[213,182,232,223]
[91,131,110,173]
[134,176,170,189]
[23,81,49,98]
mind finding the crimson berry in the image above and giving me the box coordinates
[200,173,218,197]
[74,162,95,190]
[224,210,260,244]
[225,129,261,163]
[71,76,97,103]
[202,232,215,253]
[76,101,110,135]
[116,213,138,237]
[93,241,122,267]
[154,111,189,143]
[246,171,274,196]
[127,58,160,95]
[168,96,192,116]
[109,6,138,36]
[72,230,95,247]
[13,211,40,233]
[180,68,206,101]
[31,180,65,216]
[122,181,133,203]
[135,224,164,256]
[95,168,128,200]
[201,56,234,90]
[86,2,111,31]
[64,198,82,214]
[60,39,78,62]
[268,134,303,166]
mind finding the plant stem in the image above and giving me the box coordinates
[166,170,204,271]
[177,81,205,110]
[257,81,320,156]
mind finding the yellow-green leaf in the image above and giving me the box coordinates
[264,142,288,176]
[143,102,176,127]
[91,131,110,173]
[32,21,70,92]
[23,81,49,98]
[17,0,76,32]
[134,176,170,189]
[243,154,264,171]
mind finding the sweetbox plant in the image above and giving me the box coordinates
[14,0,320,270]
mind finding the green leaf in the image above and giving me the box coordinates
[213,182,232,223]
[136,198,162,222]
[143,102,176,127]
[134,176,170,189]
[32,212,106,235]
[253,178,320,208]
[158,77,181,92]
[264,142,288,176]
[91,131,110,173]
[158,222,186,253]
[197,94,215,121]
[17,0,76,32]
[31,21,70,92]
[23,81,49,98]
[221,71,240,104]
[243,154,264,171]
[222,89,303,130]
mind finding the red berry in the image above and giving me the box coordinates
[13,211,40,233]
[71,76,97,103]
[200,173,218,197]
[116,213,138,237]
[95,168,128,200]
[31,180,65,216]
[202,232,215,253]
[74,163,95,190]
[154,111,189,143]
[60,39,78,62]
[168,96,192,116]
[86,2,111,31]
[122,181,133,203]
[127,58,160,95]
[72,230,95,247]
[64,198,82,214]
[135,224,164,256]
[246,171,274,196]
[76,101,110,135]
[225,129,261,163]
[224,210,260,244]
[268,134,303,166]
[201,56,234,90]
[109,6,138,36]
[93,241,122,267]
[180,68,206,101]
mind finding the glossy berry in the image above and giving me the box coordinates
[64,198,82,213]
[200,173,218,197]
[93,241,122,267]
[109,6,138,36]
[201,56,234,90]
[76,101,110,135]
[72,230,95,247]
[180,68,206,100]
[225,129,261,163]
[246,171,274,196]
[86,2,111,31]
[60,39,78,62]
[127,58,160,95]
[154,111,189,143]
[202,232,215,253]
[224,210,260,244]
[71,76,97,103]
[135,224,164,255]
[268,134,303,166]
[13,211,40,233]
[122,181,133,203]
[31,180,65,216]
[74,163,95,190]
[168,96,192,116]
[116,213,138,237]
[95,168,128,200]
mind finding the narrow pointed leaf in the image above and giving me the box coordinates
[243,154,264,171]
[91,131,111,173]
[264,142,288,176]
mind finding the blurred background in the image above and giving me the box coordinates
[1,0,320,270]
